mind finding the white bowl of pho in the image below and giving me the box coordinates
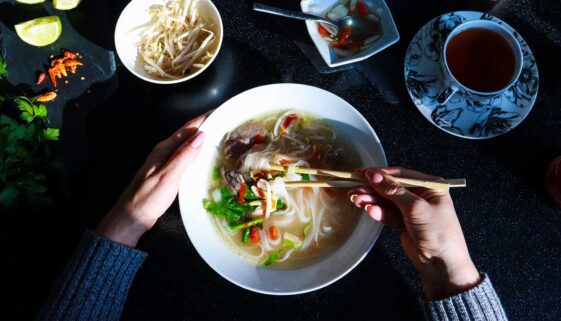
[114,0,223,84]
[179,83,387,295]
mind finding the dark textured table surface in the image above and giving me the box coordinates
[1,0,561,320]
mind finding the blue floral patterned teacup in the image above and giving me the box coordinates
[437,20,523,105]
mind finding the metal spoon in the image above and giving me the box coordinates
[253,3,379,42]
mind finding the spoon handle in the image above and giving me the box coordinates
[253,3,338,29]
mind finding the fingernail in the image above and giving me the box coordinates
[190,131,205,148]
[366,170,383,184]
[366,204,382,221]
[350,194,357,202]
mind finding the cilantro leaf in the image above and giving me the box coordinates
[0,186,18,209]
[0,56,7,80]
[20,112,34,123]
[15,97,33,114]
[212,167,221,181]
[43,128,60,141]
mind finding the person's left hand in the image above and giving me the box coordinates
[96,112,211,247]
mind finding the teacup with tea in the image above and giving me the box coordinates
[437,20,523,105]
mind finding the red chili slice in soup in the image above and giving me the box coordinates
[250,227,261,244]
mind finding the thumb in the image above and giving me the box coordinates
[364,169,423,214]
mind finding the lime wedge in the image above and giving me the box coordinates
[15,16,62,47]
[16,0,46,4]
[53,0,81,10]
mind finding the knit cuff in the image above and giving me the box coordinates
[38,230,148,321]
[421,274,508,321]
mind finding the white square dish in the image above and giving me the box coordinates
[300,0,400,67]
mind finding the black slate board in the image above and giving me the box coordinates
[0,0,116,128]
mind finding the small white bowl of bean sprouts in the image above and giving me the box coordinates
[115,0,223,84]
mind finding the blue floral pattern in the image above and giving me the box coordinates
[404,11,539,139]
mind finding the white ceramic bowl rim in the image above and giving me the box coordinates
[178,83,387,295]
[114,0,224,84]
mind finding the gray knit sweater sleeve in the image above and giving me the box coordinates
[423,275,508,321]
[37,230,148,321]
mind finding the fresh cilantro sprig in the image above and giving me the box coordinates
[0,58,62,209]
[14,96,59,140]
[0,56,6,106]
[0,56,7,80]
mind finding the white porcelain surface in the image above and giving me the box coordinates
[178,83,387,295]
[300,0,399,67]
[114,0,223,84]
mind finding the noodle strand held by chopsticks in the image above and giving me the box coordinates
[138,0,215,79]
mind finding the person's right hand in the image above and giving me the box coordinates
[348,167,481,300]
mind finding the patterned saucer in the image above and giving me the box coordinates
[404,11,539,139]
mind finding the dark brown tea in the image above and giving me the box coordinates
[446,28,515,92]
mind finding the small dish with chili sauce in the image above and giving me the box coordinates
[301,0,399,67]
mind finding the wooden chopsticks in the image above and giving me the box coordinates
[268,165,466,190]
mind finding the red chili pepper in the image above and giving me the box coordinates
[36,72,46,85]
[64,50,78,59]
[48,68,58,87]
[269,226,279,241]
[281,114,298,133]
[237,182,247,204]
[250,226,260,244]
[254,134,265,144]
[356,1,367,18]
[36,91,57,103]
[338,28,352,46]
[318,24,330,36]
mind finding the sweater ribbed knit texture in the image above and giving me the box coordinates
[38,230,507,321]
[423,274,508,321]
[37,230,147,321]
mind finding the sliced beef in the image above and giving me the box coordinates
[221,167,245,194]
[223,123,268,159]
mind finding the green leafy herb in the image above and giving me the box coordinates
[43,128,60,141]
[231,217,263,231]
[276,199,285,210]
[0,63,63,209]
[283,233,303,249]
[243,186,259,201]
[220,186,232,198]
[241,228,250,245]
[301,173,311,181]
[212,167,221,181]
[203,185,257,227]
[262,249,283,266]
[0,56,7,80]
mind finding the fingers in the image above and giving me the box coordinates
[160,131,206,181]
[356,167,442,181]
[347,186,374,197]
[364,169,424,214]
[378,167,443,181]
[350,193,377,207]
[364,203,404,230]
[348,191,404,230]
[147,111,212,168]
[160,111,213,152]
